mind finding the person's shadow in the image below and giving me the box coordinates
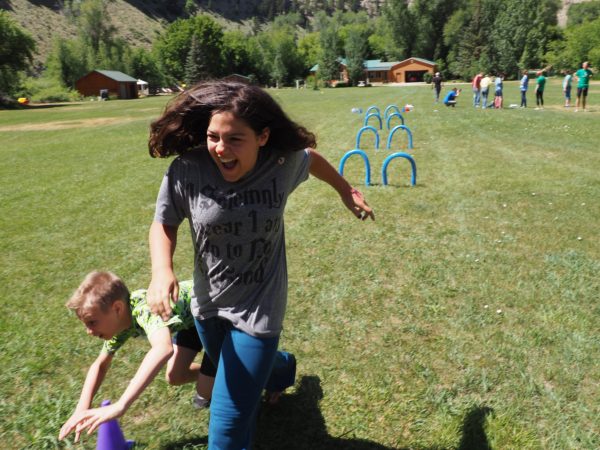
[162,376,493,450]
[254,375,398,449]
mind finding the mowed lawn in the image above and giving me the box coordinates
[0,80,598,449]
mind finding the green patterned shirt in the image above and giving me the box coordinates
[102,280,195,355]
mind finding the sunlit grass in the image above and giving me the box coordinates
[0,80,598,449]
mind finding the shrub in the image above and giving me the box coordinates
[20,76,81,103]
[423,72,433,84]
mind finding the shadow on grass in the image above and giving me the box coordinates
[458,406,494,450]
[160,377,493,450]
[255,375,399,450]
[161,435,208,449]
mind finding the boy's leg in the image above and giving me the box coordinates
[170,327,217,402]
[167,345,200,385]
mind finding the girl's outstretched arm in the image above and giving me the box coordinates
[308,149,375,221]
[148,221,179,321]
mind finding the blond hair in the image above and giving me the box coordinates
[66,271,130,315]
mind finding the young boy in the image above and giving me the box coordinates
[60,271,296,442]
[59,271,216,443]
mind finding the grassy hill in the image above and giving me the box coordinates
[1,0,258,66]
[2,0,595,68]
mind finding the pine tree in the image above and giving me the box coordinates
[185,33,207,85]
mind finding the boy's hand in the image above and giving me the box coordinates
[59,411,85,442]
[60,403,125,442]
[75,402,125,437]
[148,273,179,321]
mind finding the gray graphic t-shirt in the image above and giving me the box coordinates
[154,148,311,337]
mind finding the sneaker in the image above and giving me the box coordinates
[192,393,210,409]
[264,351,297,405]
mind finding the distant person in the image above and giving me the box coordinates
[562,70,572,107]
[535,71,546,110]
[432,72,443,103]
[480,74,492,108]
[472,72,483,107]
[494,73,504,109]
[575,61,593,112]
[444,88,461,107]
[520,70,529,108]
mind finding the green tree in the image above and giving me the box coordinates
[317,20,341,84]
[222,31,254,76]
[344,25,367,85]
[79,0,116,58]
[547,17,600,70]
[185,0,198,17]
[154,15,225,82]
[128,47,165,92]
[46,38,88,88]
[444,0,559,79]
[256,25,304,87]
[567,0,600,26]
[0,11,36,98]
[382,0,414,60]
[184,33,208,85]
[298,32,322,68]
[410,0,462,62]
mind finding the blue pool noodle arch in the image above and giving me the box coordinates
[363,113,382,130]
[339,149,371,186]
[386,112,405,129]
[355,126,380,150]
[384,105,401,119]
[365,106,381,116]
[381,152,417,186]
[386,125,413,150]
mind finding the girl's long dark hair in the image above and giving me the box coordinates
[149,80,316,158]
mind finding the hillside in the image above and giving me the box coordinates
[0,0,263,66]
[1,0,594,67]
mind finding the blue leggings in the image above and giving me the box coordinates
[195,317,292,449]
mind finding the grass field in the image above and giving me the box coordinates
[0,80,598,449]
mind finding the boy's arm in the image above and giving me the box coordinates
[308,149,374,221]
[63,328,174,441]
[59,352,113,441]
[148,221,179,321]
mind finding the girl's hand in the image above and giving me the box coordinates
[343,188,375,221]
[148,272,179,321]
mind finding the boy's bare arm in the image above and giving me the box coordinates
[59,352,113,441]
[59,328,174,441]
[113,327,174,412]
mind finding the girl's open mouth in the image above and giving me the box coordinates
[220,158,237,170]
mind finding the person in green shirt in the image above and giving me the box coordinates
[59,271,216,443]
[535,71,546,110]
[575,61,593,112]
[59,271,296,443]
